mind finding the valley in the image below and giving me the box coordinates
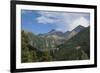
[21,25,90,62]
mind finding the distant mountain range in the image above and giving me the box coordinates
[38,25,85,41]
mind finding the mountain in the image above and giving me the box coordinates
[21,25,89,62]
[55,26,90,60]
[72,25,85,32]
[38,25,85,38]
[65,30,78,40]
[64,25,85,40]
[48,29,63,36]
[38,29,64,38]
[38,25,85,46]
[63,31,71,37]
[23,25,86,51]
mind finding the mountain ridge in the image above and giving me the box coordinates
[38,25,85,40]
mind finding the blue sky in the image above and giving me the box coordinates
[21,9,90,35]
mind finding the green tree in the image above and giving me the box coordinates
[21,30,38,62]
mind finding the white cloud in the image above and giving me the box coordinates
[36,11,90,32]
[37,16,56,24]
[69,17,90,30]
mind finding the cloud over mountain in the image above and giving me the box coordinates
[36,11,90,32]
